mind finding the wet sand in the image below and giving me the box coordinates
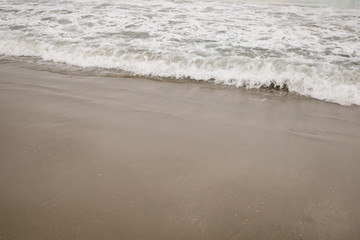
[1,62,360,240]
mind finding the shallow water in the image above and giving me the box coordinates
[0,0,359,105]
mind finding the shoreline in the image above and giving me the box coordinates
[1,56,358,107]
[1,61,360,239]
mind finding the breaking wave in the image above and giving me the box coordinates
[0,0,359,105]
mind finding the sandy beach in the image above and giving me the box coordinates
[1,61,360,240]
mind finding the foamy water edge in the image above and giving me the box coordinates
[0,0,359,105]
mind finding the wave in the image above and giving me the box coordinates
[1,38,359,105]
[0,0,359,105]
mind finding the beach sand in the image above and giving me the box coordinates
[1,62,360,240]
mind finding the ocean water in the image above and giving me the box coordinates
[0,0,359,105]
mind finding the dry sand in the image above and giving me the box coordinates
[1,62,360,240]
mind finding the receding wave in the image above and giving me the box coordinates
[0,0,359,105]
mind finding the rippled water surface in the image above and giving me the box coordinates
[0,0,359,105]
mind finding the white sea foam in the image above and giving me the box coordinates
[0,0,359,105]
